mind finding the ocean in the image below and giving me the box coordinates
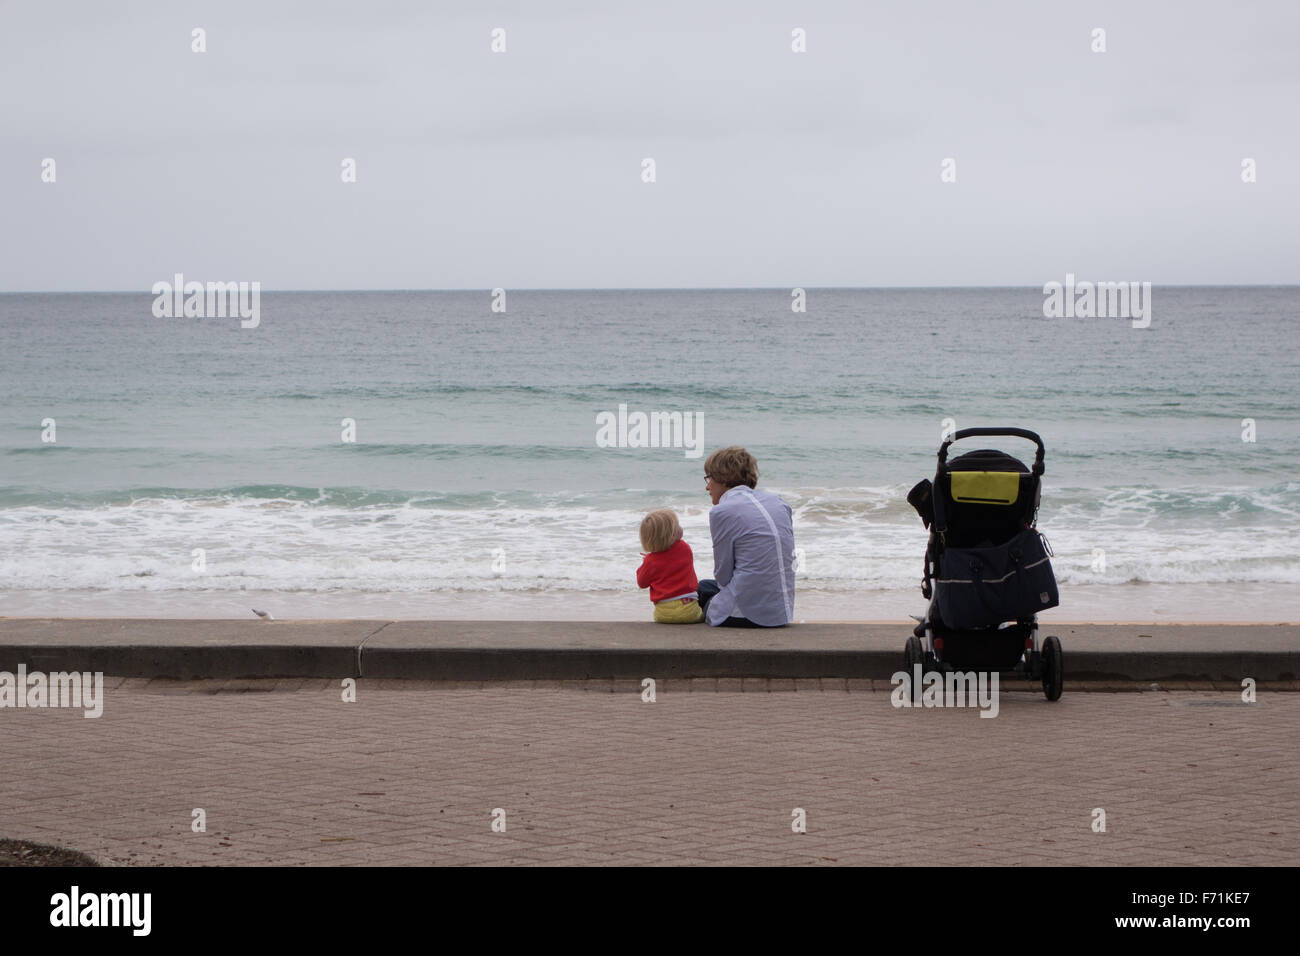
[2,287,1297,621]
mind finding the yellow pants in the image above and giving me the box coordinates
[653,598,704,624]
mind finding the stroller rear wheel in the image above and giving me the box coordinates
[1042,635,1063,701]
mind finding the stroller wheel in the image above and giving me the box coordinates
[904,636,923,674]
[1042,635,1063,701]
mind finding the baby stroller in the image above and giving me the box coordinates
[905,427,1064,701]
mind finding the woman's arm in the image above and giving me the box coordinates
[710,507,736,587]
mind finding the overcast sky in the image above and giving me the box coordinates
[2,0,1298,291]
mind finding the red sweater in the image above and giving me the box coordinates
[636,539,700,603]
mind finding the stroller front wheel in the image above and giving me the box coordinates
[904,636,923,674]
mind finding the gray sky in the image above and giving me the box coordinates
[2,0,1298,290]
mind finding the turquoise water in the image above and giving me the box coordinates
[1,288,1298,612]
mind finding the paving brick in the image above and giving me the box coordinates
[0,682,1295,866]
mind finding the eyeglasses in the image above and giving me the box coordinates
[704,475,713,485]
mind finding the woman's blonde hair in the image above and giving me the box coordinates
[704,446,759,489]
[640,509,683,553]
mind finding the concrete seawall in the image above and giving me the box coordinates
[1,619,1296,682]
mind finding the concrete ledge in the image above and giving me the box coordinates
[0,619,377,679]
[0,619,1296,682]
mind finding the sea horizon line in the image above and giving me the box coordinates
[2,283,1299,295]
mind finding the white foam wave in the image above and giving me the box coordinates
[1,488,1298,596]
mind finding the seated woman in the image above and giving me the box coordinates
[696,446,796,627]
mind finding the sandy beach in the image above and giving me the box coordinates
[3,581,1295,624]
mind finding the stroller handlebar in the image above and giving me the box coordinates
[938,427,1046,475]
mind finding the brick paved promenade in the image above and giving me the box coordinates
[2,679,1296,866]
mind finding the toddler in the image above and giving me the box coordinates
[636,509,704,624]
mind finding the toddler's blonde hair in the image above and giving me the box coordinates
[640,509,683,553]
